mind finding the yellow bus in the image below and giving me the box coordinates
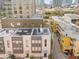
[61,36,73,53]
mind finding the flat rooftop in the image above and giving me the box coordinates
[64,14,79,19]
[0,28,50,37]
[52,16,79,40]
[1,13,43,20]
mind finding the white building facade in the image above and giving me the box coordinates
[0,28,51,59]
[4,0,36,18]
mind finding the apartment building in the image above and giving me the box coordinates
[0,28,51,59]
[4,0,36,18]
[0,1,51,59]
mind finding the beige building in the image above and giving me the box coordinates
[1,18,44,28]
[0,1,51,59]
[4,0,36,18]
[0,28,51,59]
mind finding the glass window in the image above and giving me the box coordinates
[38,47,41,51]
[8,12,12,14]
[20,11,22,14]
[19,6,22,10]
[7,40,10,48]
[44,53,47,57]
[14,11,17,14]
[16,41,19,44]
[20,16,23,18]
[38,40,41,43]
[45,40,47,47]
[27,15,30,18]
[26,54,29,58]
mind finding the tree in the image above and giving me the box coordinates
[48,54,52,59]
[30,56,34,59]
[0,12,4,16]
[45,12,51,15]
[11,54,16,59]
[44,16,49,19]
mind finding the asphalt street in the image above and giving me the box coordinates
[52,33,67,59]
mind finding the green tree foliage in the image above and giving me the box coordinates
[30,56,34,59]
[48,53,52,59]
[44,16,49,19]
[45,12,51,15]
[11,54,16,59]
[0,12,5,16]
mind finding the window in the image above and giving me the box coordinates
[15,16,17,18]
[32,47,41,53]
[16,41,19,44]
[45,40,47,43]
[32,47,35,51]
[45,40,47,47]
[38,47,41,51]
[32,40,35,43]
[19,6,22,10]
[32,40,41,44]
[8,12,12,14]
[45,44,47,47]
[27,15,29,18]
[26,54,29,58]
[20,16,23,18]
[7,40,10,48]
[44,53,47,57]
[20,11,22,14]
[14,11,17,14]
[12,41,15,43]
[12,41,22,44]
